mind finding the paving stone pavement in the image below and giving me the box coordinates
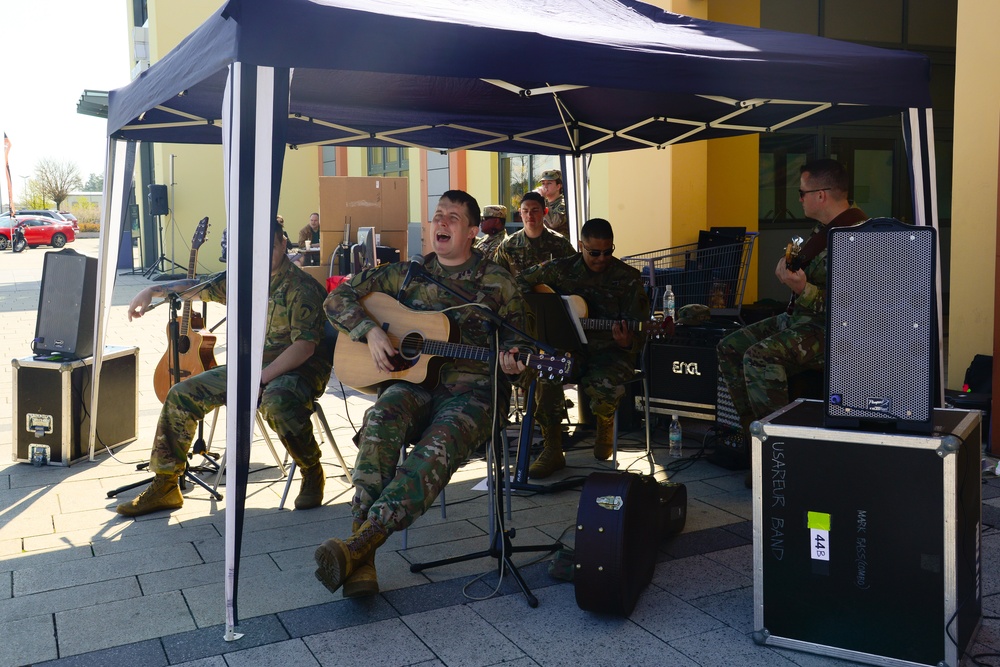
[1,239,998,666]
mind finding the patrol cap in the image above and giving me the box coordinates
[538,169,562,183]
[677,303,711,326]
[482,204,508,219]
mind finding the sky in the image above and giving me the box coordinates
[2,1,131,203]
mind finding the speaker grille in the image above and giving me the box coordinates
[826,221,935,428]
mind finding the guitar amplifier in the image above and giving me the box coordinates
[12,346,138,466]
[648,321,739,420]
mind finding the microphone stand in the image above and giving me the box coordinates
[107,279,224,501]
[403,263,564,607]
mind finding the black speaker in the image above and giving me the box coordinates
[648,322,739,421]
[147,183,168,216]
[34,249,98,359]
[824,218,936,432]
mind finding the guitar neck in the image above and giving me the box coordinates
[579,318,644,333]
[179,247,199,335]
[417,339,537,367]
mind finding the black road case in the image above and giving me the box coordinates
[751,399,981,667]
[12,346,138,466]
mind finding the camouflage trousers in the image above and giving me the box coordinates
[534,347,634,431]
[352,382,493,533]
[717,313,825,431]
[149,365,323,476]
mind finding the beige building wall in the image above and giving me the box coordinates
[949,0,1000,387]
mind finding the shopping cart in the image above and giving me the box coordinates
[622,231,757,320]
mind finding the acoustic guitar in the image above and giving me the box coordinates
[333,292,573,394]
[152,217,218,402]
[533,285,668,338]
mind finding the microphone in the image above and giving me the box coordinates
[400,254,425,292]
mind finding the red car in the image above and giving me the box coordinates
[0,215,76,249]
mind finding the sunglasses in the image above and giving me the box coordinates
[798,187,831,198]
[581,244,615,257]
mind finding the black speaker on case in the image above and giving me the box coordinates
[147,183,168,216]
[824,217,936,432]
[34,249,98,359]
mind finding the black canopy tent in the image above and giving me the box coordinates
[92,0,937,640]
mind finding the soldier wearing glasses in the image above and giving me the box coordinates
[718,159,868,457]
[516,218,649,478]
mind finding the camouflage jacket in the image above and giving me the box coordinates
[325,252,531,391]
[474,229,508,261]
[204,257,332,391]
[543,194,569,237]
[494,228,575,277]
[517,254,650,356]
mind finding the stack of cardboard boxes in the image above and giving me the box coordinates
[300,176,409,286]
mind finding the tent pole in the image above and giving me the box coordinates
[89,138,136,460]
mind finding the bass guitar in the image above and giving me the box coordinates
[533,285,668,339]
[152,217,218,402]
[333,292,573,394]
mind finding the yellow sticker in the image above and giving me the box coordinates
[807,511,831,531]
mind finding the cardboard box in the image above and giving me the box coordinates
[752,399,981,667]
[302,264,330,287]
[318,176,409,234]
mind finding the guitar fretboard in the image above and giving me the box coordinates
[579,318,645,333]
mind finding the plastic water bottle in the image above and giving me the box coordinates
[669,414,682,458]
[663,284,675,320]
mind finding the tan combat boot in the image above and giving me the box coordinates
[116,473,183,516]
[593,413,615,461]
[314,518,388,595]
[294,462,325,510]
[342,519,379,598]
[528,427,566,479]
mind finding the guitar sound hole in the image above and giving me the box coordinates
[177,336,191,354]
[398,333,424,361]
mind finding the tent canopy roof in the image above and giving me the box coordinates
[108,0,932,154]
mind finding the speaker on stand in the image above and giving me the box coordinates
[143,183,184,277]
[824,217,937,433]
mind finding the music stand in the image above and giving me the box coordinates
[513,292,589,493]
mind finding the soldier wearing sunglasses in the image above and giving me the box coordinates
[516,218,649,478]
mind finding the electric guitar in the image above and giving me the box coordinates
[152,217,218,402]
[784,236,805,271]
[533,285,669,338]
[333,292,573,394]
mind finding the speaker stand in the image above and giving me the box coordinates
[143,214,184,278]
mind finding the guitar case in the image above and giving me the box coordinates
[574,471,686,616]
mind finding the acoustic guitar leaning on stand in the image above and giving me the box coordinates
[152,217,218,402]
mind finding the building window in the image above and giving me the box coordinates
[321,146,337,176]
[367,147,408,177]
[499,153,559,225]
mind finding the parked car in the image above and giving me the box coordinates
[10,209,68,221]
[58,211,80,231]
[0,215,75,249]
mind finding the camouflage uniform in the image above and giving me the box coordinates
[718,207,869,428]
[150,258,331,475]
[474,229,507,260]
[543,194,569,238]
[325,253,530,533]
[494,227,575,278]
[517,254,650,428]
